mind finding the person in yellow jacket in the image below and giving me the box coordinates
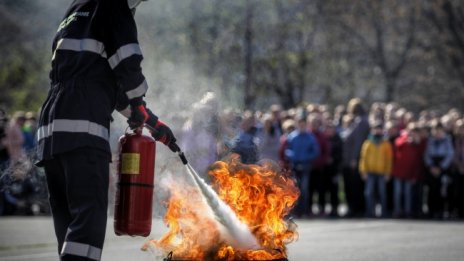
[359,122,393,217]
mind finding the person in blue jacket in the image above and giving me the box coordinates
[285,115,320,217]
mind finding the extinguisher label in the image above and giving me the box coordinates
[121,153,140,175]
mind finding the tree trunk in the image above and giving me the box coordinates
[244,0,254,109]
[385,75,395,102]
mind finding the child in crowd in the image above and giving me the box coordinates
[359,122,393,218]
[392,123,426,218]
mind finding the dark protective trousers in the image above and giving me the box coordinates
[43,147,110,261]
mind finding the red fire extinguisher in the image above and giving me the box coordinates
[114,128,156,237]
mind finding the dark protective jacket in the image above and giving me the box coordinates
[37,0,146,164]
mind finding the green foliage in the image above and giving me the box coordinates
[0,2,50,113]
[0,47,48,112]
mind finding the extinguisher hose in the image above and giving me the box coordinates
[144,123,189,165]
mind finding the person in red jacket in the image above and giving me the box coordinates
[392,123,426,218]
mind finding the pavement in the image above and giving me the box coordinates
[0,217,463,261]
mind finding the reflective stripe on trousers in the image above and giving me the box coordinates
[61,241,102,260]
[37,119,109,141]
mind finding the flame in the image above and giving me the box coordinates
[146,155,300,260]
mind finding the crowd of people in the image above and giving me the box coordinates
[2,95,464,220]
[179,95,464,220]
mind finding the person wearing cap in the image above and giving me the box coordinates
[359,122,393,218]
[36,1,177,260]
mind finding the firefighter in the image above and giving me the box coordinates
[35,0,178,260]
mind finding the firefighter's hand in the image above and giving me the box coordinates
[127,104,149,129]
[150,120,177,152]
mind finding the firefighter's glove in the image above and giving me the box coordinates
[127,104,149,129]
[150,120,177,152]
[168,142,181,153]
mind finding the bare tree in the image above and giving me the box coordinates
[424,0,464,85]
[244,0,255,109]
[326,0,417,102]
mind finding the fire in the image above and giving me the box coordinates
[145,155,300,260]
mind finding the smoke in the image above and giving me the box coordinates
[0,157,33,184]
[0,149,50,215]
[109,2,242,218]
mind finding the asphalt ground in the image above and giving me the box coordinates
[0,217,463,261]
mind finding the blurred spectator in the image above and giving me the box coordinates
[278,119,296,171]
[369,102,385,125]
[0,109,10,215]
[286,116,320,217]
[341,98,370,217]
[395,108,408,130]
[258,114,280,162]
[218,109,241,159]
[385,102,399,122]
[359,122,393,218]
[231,111,259,164]
[385,120,400,216]
[324,122,343,217]
[308,114,329,216]
[22,111,37,153]
[424,121,454,219]
[392,123,426,218]
[453,119,464,219]
[386,120,400,144]
[6,111,26,166]
[0,109,9,172]
[270,104,283,136]
[441,114,455,137]
[1,111,36,216]
[333,105,346,132]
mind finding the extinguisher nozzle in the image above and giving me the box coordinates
[178,151,188,165]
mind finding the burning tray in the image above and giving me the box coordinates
[163,251,289,261]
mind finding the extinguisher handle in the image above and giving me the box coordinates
[144,123,188,165]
